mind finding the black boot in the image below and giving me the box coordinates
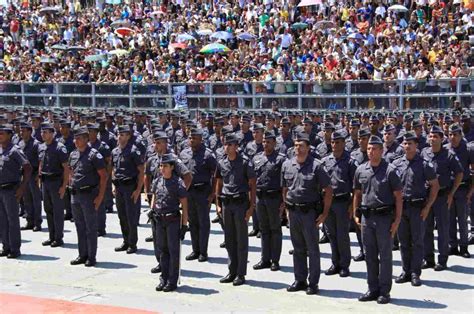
[460,246,471,258]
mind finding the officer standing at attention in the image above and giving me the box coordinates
[58,119,75,222]
[151,154,189,292]
[216,132,257,286]
[421,125,463,271]
[321,131,358,278]
[392,132,439,287]
[0,124,32,258]
[18,122,42,232]
[112,125,145,254]
[180,128,216,263]
[68,127,107,267]
[281,132,333,295]
[39,123,70,248]
[252,130,285,271]
[353,135,403,304]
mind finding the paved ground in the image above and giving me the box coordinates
[1,197,473,313]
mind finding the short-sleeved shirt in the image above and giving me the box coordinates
[179,144,216,185]
[89,139,111,160]
[18,137,40,170]
[383,142,405,163]
[420,146,463,188]
[147,152,190,193]
[276,134,293,154]
[351,148,368,165]
[253,150,285,191]
[112,142,144,181]
[281,155,331,203]
[0,143,30,184]
[57,135,75,154]
[244,141,263,159]
[315,142,332,159]
[39,141,68,175]
[445,141,472,182]
[392,154,437,200]
[216,154,256,195]
[68,146,105,189]
[322,151,358,195]
[353,159,402,208]
[153,174,188,214]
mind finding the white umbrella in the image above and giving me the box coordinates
[108,49,129,57]
[237,32,256,41]
[388,4,408,12]
[314,20,336,30]
[197,29,213,36]
[210,31,234,41]
[297,0,322,7]
[177,33,196,42]
[348,33,364,40]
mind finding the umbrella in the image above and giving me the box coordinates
[197,29,213,36]
[39,7,60,15]
[297,0,322,7]
[210,31,234,41]
[84,54,107,62]
[169,43,187,50]
[114,27,134,37]
[199,43,230,54]
[291,22,308,30]
[51,44,68,51]
[237,32,256,41]
[67,46,86,52]
[314,20,336,30]
[151,10,165,16]
[348,33,364,40]
[108,49,129,57]
[111,20,131,28]
[388,4,408,12]
[40,57,56,64]
[105,0,122,4]
[177,33,196,42]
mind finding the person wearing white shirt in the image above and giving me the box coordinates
[279,28,292,49]
[375,4,386,18]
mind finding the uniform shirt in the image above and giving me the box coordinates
[146,152,189,192]
[99,130,117,150]
[111,142,144,181]
[215,146,226,161]
[322,151,358,195]
[445,140,472,182]
[315,141,332,158]
[57,134,75,154]
[420,146,463,189]
[244,141,263,159]
[68,146,105,189]
[353,159,402,208]
[89,139,111,160]
[32,127,43,143]
[276,134,293,154]
[281,155,331,204]
[351,148,368,165]
[207,133,222,152]
[0,143,30,184]
[18,137,40,171]
[253,150,285,191]
[215,154,256,195]
[286,145,320,160]
[39,141,68,175]
[392,154,437,200]
[131,133,147,157]
[153,174,188,214]
[345,137,359,152]
[179,144,216,185]
[238,130,254,149]
[383,142,405,163]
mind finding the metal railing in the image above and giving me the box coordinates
[0,78,472,110]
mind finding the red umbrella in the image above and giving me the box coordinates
[169,43,187,50]
[114,27,135,37]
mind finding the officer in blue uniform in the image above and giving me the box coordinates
[353,135,403,304]
[382,124,404,163]
[321,131,358,278]
[179,128,216,262]
[252,130,285,271]
[39,123,70,248]
[216,132,256,286]
[112,125,145,254]
[97,117,116,213]
[421,125,463,271]
[446,123,472,258]
[18,122,42,231]
[315,122,334,159]
[0,124,32,258]
[68,127,107,267]
[282,132,333,295]
[58,119,75,221]
[392,132,439,287]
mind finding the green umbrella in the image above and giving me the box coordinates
[84,54,107,62]
[199,43,230,54]
[291,22,308,30]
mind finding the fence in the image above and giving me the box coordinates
[0,79,472,111]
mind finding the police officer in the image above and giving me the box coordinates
[39,123,70,248]
[18,122,42,231]
[282,132,333,295]
[252,130,285,271]
[151,154,189,292]
[321,131,358,278]
[68,127,107,267]
[353,135,403,304]
[382,124,404,163]
[179,128,216,262]
[216,132,256,286]
[392,132,439,287]
[446,123,472,258]
[0,124,32,258]
[421,125,463,271]
[112,125,145,254]
[58,119,75,221]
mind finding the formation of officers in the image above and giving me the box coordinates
[0,107,473,302]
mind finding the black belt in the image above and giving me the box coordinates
[0,182,18,190]
[190,182,210,190]
[41,173,62,180]
[333,193,351,201]
[360,205,394,216]
[403,198,425,208]
[286,201,322,214]
[256,189,281,198]
[459,181,471,188]
[219,193,247,205]
[70,185,97,195]
[113,177,136,186]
